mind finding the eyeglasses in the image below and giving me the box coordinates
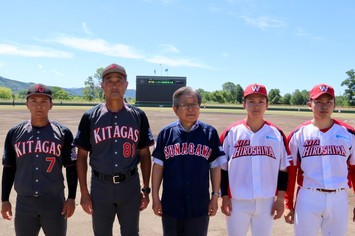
[178,103,200,110]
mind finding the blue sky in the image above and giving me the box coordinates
[0,0,354,96]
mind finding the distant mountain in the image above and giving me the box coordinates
[0,76,34,93]
[0,76,136,98]
[125,89,136,98]
[63,87,83,96]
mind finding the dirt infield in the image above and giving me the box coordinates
[0,105,354,235]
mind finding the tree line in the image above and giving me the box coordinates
[196,69,355,107]
[1,69,354,107]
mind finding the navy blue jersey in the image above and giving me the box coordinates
[2,121,77,197]
[152,120,225,220]
[73,103,154,174]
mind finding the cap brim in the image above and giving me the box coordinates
[102,69,127,79]
[310,92,335,99]
[244,92,268,98]
[27,93,53,99]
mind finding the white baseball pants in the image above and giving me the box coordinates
[294,187,348,236]
[226,197,274,236]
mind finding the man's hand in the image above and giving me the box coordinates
[221,196,232,216]
[140,192,150,211]
[284,208,295,224]
[152,198,163,217]
[272,197,284,219]
[80,192,93,215]
[1,201,12,220]
[208,195,219,216]
[62,198,76,219]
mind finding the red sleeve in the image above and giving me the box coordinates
[285,164,297,210]
[348,164,355,201]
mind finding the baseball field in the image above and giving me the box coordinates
[0,105,354,236]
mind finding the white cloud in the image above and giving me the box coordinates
[1,37,210,70]
[222,52,229,58]
[240,15,286,30]
[160,44,179,54]
[208,6,221,13]
[51,36,144,59]
[82,22,93,35]
[146,55,212,69]
[52,69,64,77]
[226,0,250,3]
[0,44,73,58]
[37,64,45,72]
[162,0,175,4]
[36,64,64,77]
[142,0,175,5]
[295,27,323,41]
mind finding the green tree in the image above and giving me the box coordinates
[17,90,27,99]
[281,93,291,105]
[83,68,105,101]
[341,69,355,106]
[210,90,228,103]
[300,89,309,105]
[222,82,236,93]
[51,86,71,100]
[268,89,282,104]
[335,95,350,107]
[222,82,237,103]
[235,84,244,103]
[197,88,210,103]
[83,76,96,101]
[0,87,12,99]
[94,68,104,99]
[204,92,213,102]
[290,89,305,105]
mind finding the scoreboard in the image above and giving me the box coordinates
[136,76,187,105]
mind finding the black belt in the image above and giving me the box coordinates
[93,168,137,184]
[312,188,345,193]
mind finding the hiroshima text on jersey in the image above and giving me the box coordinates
[302,139,346,158]
[232,139,276,159]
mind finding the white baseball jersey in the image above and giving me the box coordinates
[287,119,355,190]
[221,120,290,200]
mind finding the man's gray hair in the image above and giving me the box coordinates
[172,86,202,107]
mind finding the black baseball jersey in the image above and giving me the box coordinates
[73,103,154,174]
[152,121,226,220]
[2,121,77,197]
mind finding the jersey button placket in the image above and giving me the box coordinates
[34,130,40,196]
[113,115,119,172]
[320,136,332,186]
[251,133,261,197]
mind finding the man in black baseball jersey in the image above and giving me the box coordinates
[74,63,154,236]
[1,83,78,236]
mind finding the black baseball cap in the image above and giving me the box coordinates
[27,83,53,99]
[102,63,127,79]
